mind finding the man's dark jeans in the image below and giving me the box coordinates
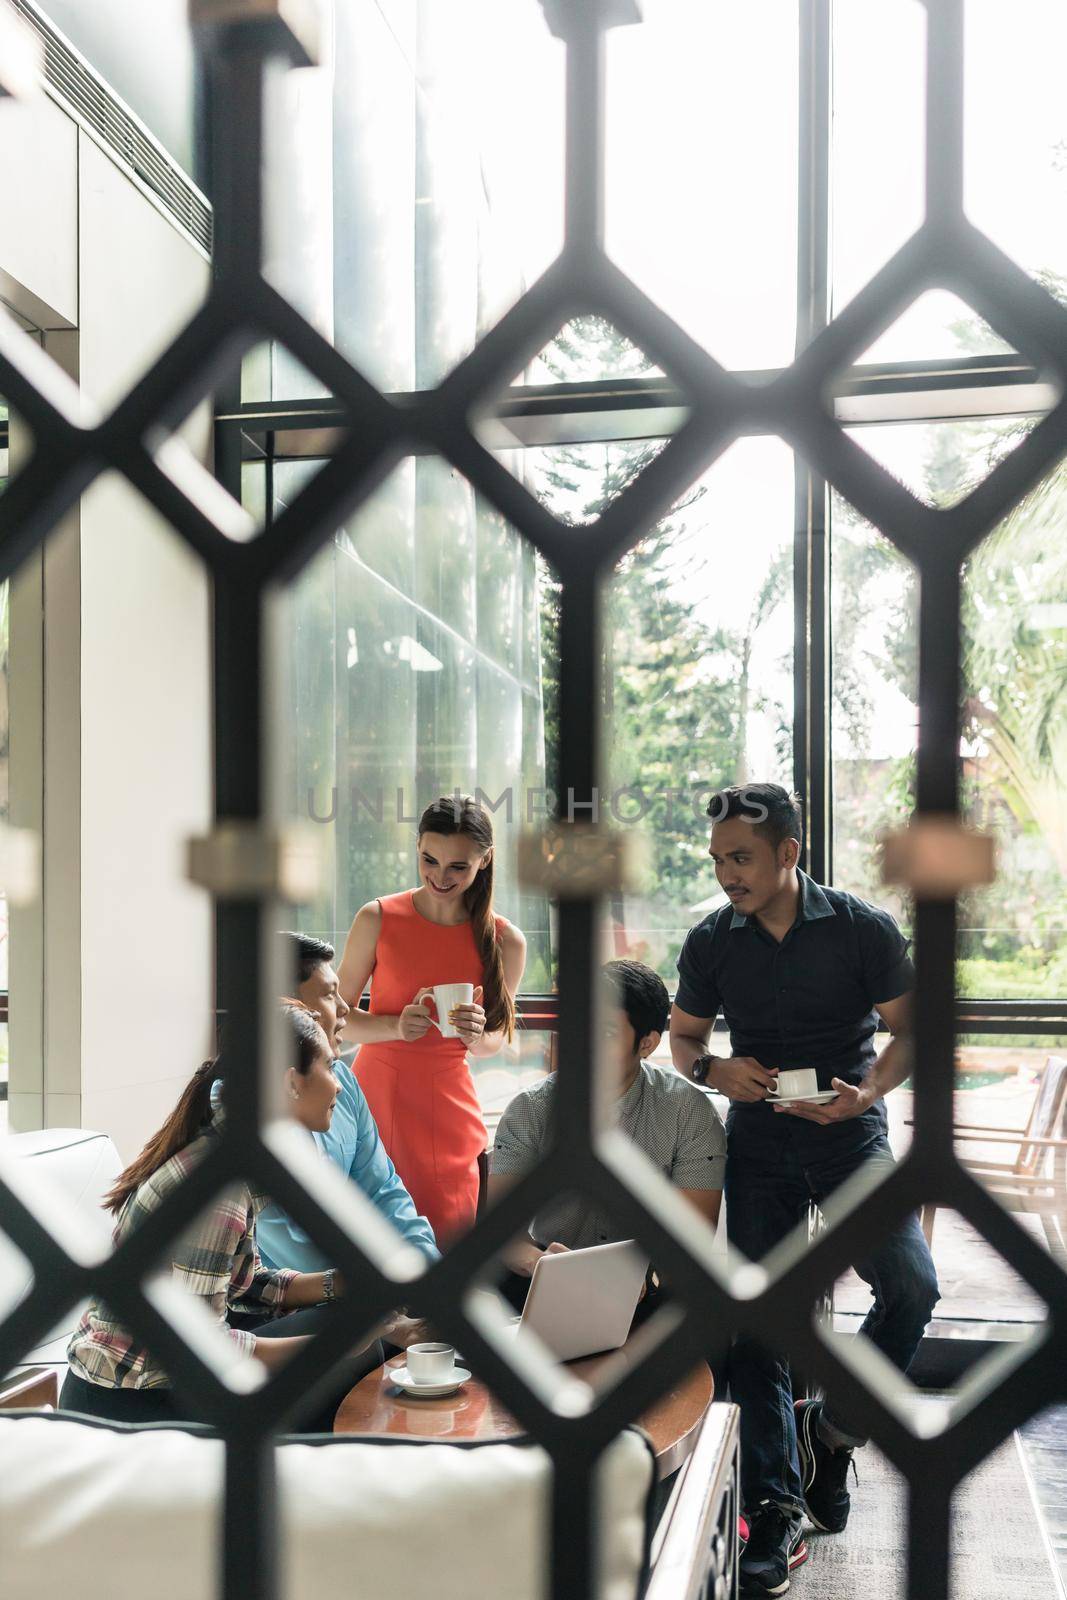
[724,1114,939,1515]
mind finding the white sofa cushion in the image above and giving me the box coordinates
[0,1413,654,1600]
[1,1130,122,1369]
[2,1129,122,1221]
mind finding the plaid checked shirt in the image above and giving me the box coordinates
[67,1117,297,1390]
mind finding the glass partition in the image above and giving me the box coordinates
[263,0,566,399]
[270,454,554,990]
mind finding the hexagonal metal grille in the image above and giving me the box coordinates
[1,2,1066,1597]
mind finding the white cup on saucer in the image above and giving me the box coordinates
[406,1342,457,1385]
[768,1068,819,1100]
[421,983,474,1041]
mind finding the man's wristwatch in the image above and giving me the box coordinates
[691,1053,716,1085]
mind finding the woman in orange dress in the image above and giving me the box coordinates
[337,796,526,1244]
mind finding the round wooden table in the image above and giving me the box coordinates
[334,1345,713,1479]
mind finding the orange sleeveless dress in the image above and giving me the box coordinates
[353,890,498,1243]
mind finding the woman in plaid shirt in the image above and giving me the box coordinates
[61,1006,424,1430]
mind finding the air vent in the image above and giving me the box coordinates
[11,0,213,256]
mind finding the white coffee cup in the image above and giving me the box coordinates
[406,1342,456,1385]
[768,1068,819,1100]
[421,982,475,1040]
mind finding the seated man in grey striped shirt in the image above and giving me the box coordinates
[489,960,726,1293]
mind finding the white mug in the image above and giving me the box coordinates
[419,982,475,1040]
[768,1068,819,1100]
[406,1342,456,1385]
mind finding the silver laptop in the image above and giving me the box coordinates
[517,1240,649,1361]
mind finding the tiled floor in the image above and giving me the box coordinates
[1018,1405,1067,1594]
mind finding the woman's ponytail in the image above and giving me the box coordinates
[465,852,515,1041]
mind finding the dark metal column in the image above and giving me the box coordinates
[794,0,832,880]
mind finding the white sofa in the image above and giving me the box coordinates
[1,1128,123,1378]
[0,1411,656,1600]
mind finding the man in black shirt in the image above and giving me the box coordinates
[671,784,938,1597]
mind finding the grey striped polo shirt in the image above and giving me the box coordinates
[490,1062,727,1251]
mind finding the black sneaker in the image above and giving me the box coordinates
[739,1501,808,1596]
[795,1398,857,1533]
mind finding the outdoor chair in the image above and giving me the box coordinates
[920,1055,1067,1269]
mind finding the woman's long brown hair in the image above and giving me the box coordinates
[102,1006,326,1216]
[103,1059,218,1215]
[418,795,515,1042]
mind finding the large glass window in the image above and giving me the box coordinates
[832,0,927,326]
[262,0,566,400]
[961,463,1067,1000]
[0,400,8,1130]
[605,0,799,370]
[261,0,802,399]
[964,0,1067,293]
[829,498,917,923]
[835,0,1067,354]
[246,0,1067,1339]
[831,412,1067,1000]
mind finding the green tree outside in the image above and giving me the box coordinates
[533,317,791,979]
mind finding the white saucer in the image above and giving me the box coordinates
[390,1366,471,1398]
[769,1090,839,1106]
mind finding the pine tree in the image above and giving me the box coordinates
[533,317,791,972]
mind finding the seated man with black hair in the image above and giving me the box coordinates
[254,933,440,1271]
[488,959,725,1300]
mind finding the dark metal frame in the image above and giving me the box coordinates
[0,4,1065,1599]
[515,995,1067,1036]
[212,352,1056,464]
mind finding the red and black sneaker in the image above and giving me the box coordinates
[739,1501,809,1595]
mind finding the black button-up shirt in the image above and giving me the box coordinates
[675,871,913,1157]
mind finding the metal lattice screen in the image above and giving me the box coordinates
[0,2,1065,1598]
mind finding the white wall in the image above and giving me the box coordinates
[2,90,214,1159]
[0,91,77,331]
[2,96,82,1136]
[76,136,214,1157]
